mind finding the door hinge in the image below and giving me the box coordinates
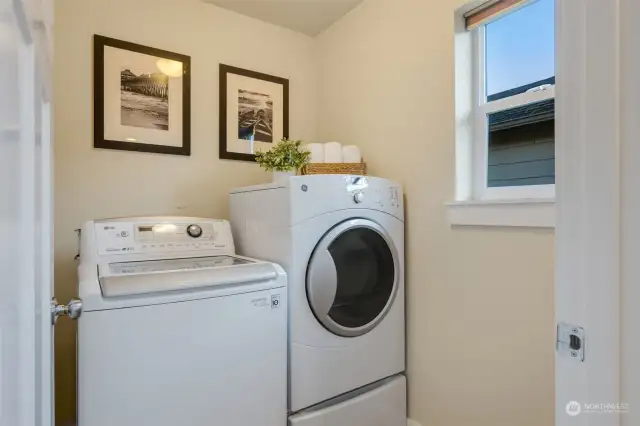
[557,322,585,362]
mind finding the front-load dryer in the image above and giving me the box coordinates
[230,175,405,414]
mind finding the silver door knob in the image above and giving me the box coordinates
[51,298,83,324]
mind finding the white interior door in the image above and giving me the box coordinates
[556,0,631,425]
[0,0,55,424]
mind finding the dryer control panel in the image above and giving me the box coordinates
[343,176,403,211]
[92,219,233,256]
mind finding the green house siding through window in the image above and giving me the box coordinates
[487,98,555,188]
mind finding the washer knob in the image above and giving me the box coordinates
[353,192,365,204]
[187,224,203,238]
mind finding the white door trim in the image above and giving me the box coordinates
[555,0,620,425]
[18,38,37,426]
[619,0,639,424]
[39,101,54,426]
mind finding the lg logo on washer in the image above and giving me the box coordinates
[271,294,281,309]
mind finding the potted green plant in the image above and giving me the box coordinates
[256,138,311,183]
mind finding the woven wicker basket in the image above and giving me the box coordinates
[302,162,367,176]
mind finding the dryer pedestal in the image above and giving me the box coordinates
[288,375,406,426]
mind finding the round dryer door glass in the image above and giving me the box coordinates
[306,219,398,337]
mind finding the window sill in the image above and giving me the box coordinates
[445,198,555,228]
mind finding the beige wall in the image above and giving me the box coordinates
[53,0,316,422]
[316,0,555,425]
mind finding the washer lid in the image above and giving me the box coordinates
[306,219,399,338]
[98,255,278,297]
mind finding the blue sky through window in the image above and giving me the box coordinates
[486,0,555,96]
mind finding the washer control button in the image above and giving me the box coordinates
[187,224,203,238]
[353,192,365,204]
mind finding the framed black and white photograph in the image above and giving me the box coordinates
[219,64,289,161]
[94,35,191,156]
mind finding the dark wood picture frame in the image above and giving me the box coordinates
[93,35,191,156]
[219,64,289,162]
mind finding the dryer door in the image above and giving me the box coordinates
[306,218,399,337]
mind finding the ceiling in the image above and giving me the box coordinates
[204,0,364,36]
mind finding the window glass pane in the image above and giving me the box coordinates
[487,99,555,187]
[486,0,555,99]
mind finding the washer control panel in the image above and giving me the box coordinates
[94,219,233,256]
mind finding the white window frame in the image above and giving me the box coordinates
[472,24,556,201]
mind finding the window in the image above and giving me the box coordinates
[472,0,555,200]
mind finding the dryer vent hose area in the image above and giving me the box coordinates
[407,419,423,426]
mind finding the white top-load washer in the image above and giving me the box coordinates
[230,176,406,423]
[77,216,287,426]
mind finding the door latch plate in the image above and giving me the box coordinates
[557,322,585,362]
